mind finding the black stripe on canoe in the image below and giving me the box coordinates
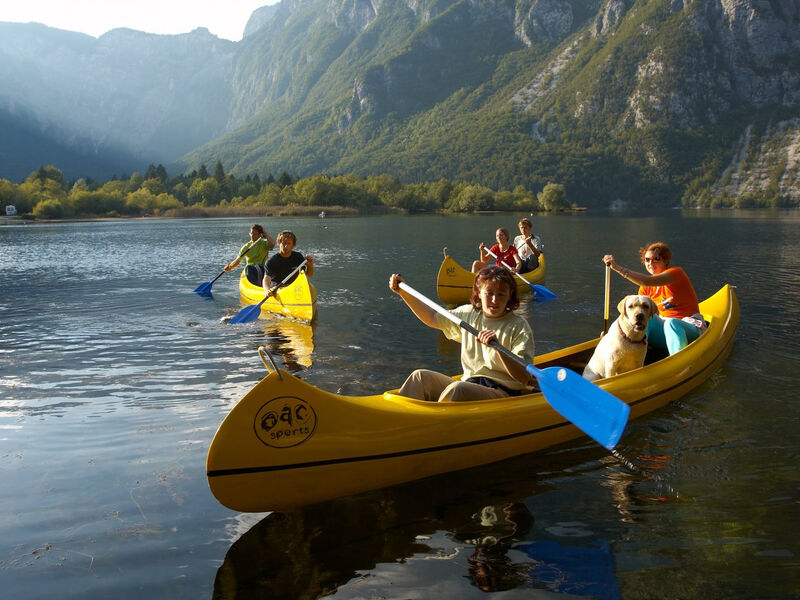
[207,419,567,478]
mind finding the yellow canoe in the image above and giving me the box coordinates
[207,284,738,512]
[239,270,317,322]
[436,248,546,304]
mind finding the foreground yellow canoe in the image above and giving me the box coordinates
[207,285,738,512]
[239,270,317,322]
[436,248,546,304]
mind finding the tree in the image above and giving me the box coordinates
[257,183,282,205]
[30,165,66,190]
[537,183,569,211]
[213,160,226,184]
[277,171,294,188]
[171,182,189,204]
[447,184,494,212]
[32,198,65,219]
[188,178,221,205]
[427,178,453,208]
[127,172,144,192]
[294,175,331,206]
[512,185,539,211]
[141,177,166,195]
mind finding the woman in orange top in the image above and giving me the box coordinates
[602,242,704,355]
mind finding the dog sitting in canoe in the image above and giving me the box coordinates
[583,295,658,381]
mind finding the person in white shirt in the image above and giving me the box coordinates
[513,218,543,273]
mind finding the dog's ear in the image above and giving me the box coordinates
[617,296,629,315]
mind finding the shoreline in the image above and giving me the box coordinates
[3,204,596,224]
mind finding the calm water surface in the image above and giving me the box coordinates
[1,212,798,599]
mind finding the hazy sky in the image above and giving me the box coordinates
[2,0,279,42]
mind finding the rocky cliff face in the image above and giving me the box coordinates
[244,5,281,37]
[712,118,800,206]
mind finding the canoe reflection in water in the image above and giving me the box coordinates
[212,458,622,598]
[259,318,314,371]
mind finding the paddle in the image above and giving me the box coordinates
[482,246,557,300]
[397,281,629,450]
[194,239,263,295]
[603,264,612,334]
[229,259,308,325]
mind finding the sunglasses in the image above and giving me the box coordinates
[644,256,662,263]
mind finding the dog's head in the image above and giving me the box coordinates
[617,295,658,332]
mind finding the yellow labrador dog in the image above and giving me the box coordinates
[583,295,658,381]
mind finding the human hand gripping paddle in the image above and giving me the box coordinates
[483,246,557,301]
[229,259,308,324]
[397,281,629,450]
[194,241,259,295]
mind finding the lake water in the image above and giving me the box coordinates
[1,212,798,599]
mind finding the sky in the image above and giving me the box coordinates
[2,0,279,42]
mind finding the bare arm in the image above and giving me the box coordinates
[304,254,314,278]
[224,257,241,271]
[526,236,542,257]
[602,254,676,287]
[389,274,442,330]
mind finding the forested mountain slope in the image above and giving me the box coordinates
[3,1,799,208]
[188,0,800,208]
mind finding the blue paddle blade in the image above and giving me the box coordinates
[526,364,629,450]
[229,302,264,324]
[194,281,214,294]
[531,284,557,300]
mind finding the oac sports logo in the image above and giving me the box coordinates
[254,396,316,448]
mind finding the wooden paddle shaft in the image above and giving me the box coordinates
[604,264,611,334]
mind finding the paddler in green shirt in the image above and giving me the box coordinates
[224,224,276,285]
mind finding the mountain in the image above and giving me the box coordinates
[186,0,800,208]
[243,4,281,38]
[0,22,236,181]
[2,1,800,207]
[0,103,140,181]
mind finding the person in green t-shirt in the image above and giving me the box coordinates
[224,224,275,285]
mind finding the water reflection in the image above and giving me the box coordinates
[212,454,624,599]
[462,502,533,592]
[519,538,620,599]
[259,318,314,371]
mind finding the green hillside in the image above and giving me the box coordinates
[183,0,800,209]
